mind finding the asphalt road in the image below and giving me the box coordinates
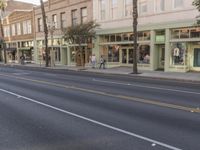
[0,67,199,150]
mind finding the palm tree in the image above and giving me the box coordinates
[0,0,7,64]
[63,21,99,67]
[132,0,138,74]
[40,0,49,67]
[193,0,200,25]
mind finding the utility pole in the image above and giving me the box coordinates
[132,0,138,74]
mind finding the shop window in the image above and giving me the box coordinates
[116,34,122,42]
[138,45,150,64]
[123,33,129,41]
[110,35,116,42]
[171,29,180,39]
[171,42,186,65]
[190,28,200,38]
[180,29,189,38]
[108,45,119,62]
[70,47,76,62]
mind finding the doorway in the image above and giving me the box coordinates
[121,48,134,64]
[157,45,165,70]
[194,48,200,67]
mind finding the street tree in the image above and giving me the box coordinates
[62,21,99,67]
[132,0,138,74]
[40,0,49,67]
[193,0,200,25]
[0,0,7,64]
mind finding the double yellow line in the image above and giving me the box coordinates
[0,73,199,113]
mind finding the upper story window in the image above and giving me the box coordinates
[4,26,10,37]
[173,0,184,9]
[111,0,118,19]
[155,0,165,12]
[81,7,87,24]
[27,20,32,34]
[11,24,15,36]
[139,1,148,15]
[99,0,106,20]
[125,0,132,17]
[52,14,58,29]
[71,9,78,26]
[38,18,42,32]
[17,23,21,35]
[60,12,67,28]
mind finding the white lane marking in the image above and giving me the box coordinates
[13,73,30,76]
[93,78,200,95]
[0,88,182,150]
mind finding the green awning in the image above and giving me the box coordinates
[18,47,32,51]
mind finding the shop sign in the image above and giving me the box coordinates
[156,35,165,43]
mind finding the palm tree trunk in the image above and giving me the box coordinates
[0,10,6,64]
[132,0,138,74]
[40,0,49,67]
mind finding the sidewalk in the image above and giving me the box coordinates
[1,63,200,82]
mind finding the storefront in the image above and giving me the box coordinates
[99,31,151,69]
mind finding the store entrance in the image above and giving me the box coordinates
[194,48,200,67]
[121,48,134,64]
[157,45,165,70]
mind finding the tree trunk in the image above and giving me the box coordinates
[0,11,6,64]
[132,0,138,74]
[40,0,49,67]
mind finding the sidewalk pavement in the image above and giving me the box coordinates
[1,63,200,82]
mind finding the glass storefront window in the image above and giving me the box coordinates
[105,35,110,42]
[122,33,129,41]
[171,42,186,65]
[190,28,200,38]
[116,34,122,42]
[180,29,189,38]
[70,47,76,62]
[171,29,179,39]
[138,45,150,64]
[110,35,116,42]
[108,45,119,62]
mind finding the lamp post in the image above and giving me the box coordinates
[48,22,55,67]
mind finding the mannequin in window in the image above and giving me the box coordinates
[173,47,180,64]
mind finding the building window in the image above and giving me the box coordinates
[139,1,148,15]
[11,24,15,36]
[27,20,32,34]
[38,18,42,32]
[23,21,28,34]
[81,7,87,24]
[99,0,106,20]
[108,45,119,62]
[4,26,10,37]
[138,45,150,64]
[173,0,183,9]
[111,0,118,19]
[155,0,165,12]
[60,12,67,28]
[52,14,58,29]
[16,23,21,35]
[71,9,78,26]
[125,0,132,17]
[171,42,186,65]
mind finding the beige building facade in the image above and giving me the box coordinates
[34,0,93,66]
[93,0,200,72]
[2,10,35,63]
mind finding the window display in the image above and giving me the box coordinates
[171,42,186,65]
[138,45,150,64]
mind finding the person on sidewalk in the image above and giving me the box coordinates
[91,54,96,69]
[20,55,25,65]
[99,55,105,69]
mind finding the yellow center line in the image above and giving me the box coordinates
[0,73,199,113]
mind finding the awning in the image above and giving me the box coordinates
[6,48,17,52]
[18,47,33,51]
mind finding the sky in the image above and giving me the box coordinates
[14,0,46,5]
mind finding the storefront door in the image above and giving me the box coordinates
[122,49,127,64]
[158,46,165,70]
[194,48,200,67]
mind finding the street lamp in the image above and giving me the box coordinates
[48,21,55,67]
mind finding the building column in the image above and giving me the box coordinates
[150,30,156,71]
[67,45,71,66]
[164,28,170,72]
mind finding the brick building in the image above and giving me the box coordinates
[2,10,35,63]
[34,0,93,66]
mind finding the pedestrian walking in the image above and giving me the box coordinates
[99,55,105,69]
